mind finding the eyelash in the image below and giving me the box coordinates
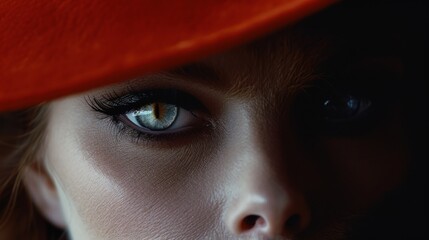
[87,89,210,143]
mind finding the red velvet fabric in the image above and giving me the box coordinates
[0,0,336,111]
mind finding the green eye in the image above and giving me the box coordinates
[127,103,178,131]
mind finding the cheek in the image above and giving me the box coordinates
[319,124,409,211]
[46,107,225,239]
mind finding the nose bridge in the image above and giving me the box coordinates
[223,108,311,238]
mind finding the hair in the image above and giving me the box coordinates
[0,104,65,240]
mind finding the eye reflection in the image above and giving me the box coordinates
[127,103,178,131]
[322,95,372,122]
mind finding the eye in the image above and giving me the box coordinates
[88,88,210,140]
[293,86,376,136]
[321,94,372,123]
[122,102,197,132]
[293,59,402,136]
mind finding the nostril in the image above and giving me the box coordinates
[241,214,264,231]
[284,214,301,231]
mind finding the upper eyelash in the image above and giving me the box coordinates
[86,89,205,117]
[87,91,150,116]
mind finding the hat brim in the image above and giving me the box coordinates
[0,0,337,111]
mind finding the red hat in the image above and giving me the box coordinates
[0,0,337,111]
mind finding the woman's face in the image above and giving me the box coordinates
[35,14,410,240]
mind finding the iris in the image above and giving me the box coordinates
[128,103,178,131]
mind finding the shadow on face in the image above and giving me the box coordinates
[22,1,427,239]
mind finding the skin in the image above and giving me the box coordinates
[24,4,416,240]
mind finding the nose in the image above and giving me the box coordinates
[224,138,311,238]
[226,174,311,238]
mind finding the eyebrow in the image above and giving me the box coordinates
[160,48,321,98]
[162,62,222,89]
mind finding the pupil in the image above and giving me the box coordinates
[153,103,160,119]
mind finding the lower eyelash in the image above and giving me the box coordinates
[105,114,215,145]
[106,115,161,143]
